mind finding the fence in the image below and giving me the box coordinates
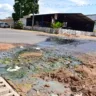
[24,26,96,36]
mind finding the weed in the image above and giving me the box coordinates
[9,69,26,79]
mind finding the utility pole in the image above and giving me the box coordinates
[32,0,35,30]
[19,0,22,19]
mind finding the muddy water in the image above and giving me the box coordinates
[37,39,96,54]
[0,38,96,95]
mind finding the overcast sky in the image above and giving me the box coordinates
[0,0,96,19]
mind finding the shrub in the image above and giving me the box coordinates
[51,22,63,28]
[14,20,23,29]
[51,22,63,34]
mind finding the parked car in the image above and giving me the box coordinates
[0,22,10,28]
[0,22,3,27]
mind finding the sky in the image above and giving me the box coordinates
[0,0,96,19]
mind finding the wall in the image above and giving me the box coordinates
[87,15,96,21]
[93,21,96,32]
[87,15,96,32]
[24,26,95,36]
[20,18,26,27]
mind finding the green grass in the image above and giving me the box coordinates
[0,58,11,64]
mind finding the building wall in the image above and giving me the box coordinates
[87,15,96,21]
[26,14,94,32]
[93,21,96,32]
[24,26,95,36]
[20,18,26,27]
[87,15,96,32]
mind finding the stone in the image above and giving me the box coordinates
[20,46,24,49]
[71,92,83,96]
[37,91,41,96]
[36,47,41,50]
[44,84,50,88]
[50,93,58,96]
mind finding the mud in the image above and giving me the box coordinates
[39,53,96,96]
[0,37,96,96]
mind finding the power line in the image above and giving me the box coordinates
[70,4,96,7]
[44,3,96,8]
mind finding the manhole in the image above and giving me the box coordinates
[0,77,19,96]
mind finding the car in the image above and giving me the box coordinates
[0,22,10,28]
[0,22,3,27]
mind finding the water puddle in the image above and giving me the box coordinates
[0,46,81,81]
[0,38,95,96]
[37,37,96,54]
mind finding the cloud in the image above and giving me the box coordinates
[69,0,88,5]
[38,0,72,14]
[0,3,13,12]
[0,3,13,19]
[0,12,11,19]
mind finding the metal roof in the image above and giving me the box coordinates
[86,14,96,21]
[29,13,94,22]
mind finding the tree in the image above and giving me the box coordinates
[12,0,39,21]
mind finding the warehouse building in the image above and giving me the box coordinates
[24,13,95,32]
[87,14,96,32]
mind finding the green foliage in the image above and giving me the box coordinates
[14,21,23,29]
[12,13,19,21]
[0,58,11,65]
[12,0,39,21]
[51,22,63,28]
[9,69,26,79]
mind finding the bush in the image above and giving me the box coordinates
[14,20,23,29]
[51,22,63,28]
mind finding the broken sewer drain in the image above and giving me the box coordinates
[0,77,19,96]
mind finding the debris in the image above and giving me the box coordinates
[73,92,83,96]
[37,90,41,96]
[0,41,96,96]
[7,65,21,72]
[44,84,50,88]
[20,46,24,49]
[36,47,41,50]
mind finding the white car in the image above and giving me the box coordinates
[0,22,10,28]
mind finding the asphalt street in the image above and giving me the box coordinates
[0,28,48,44]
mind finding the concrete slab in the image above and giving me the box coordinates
[0,77,19,96]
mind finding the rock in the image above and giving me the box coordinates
[71,92,83,96]
[65,61,71,65]
[44,76,49,81]
[50,93,58,96]
[44,84,50,88]
[20,46,24,49]
[37,91,41,96]
[36,47,41,50]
